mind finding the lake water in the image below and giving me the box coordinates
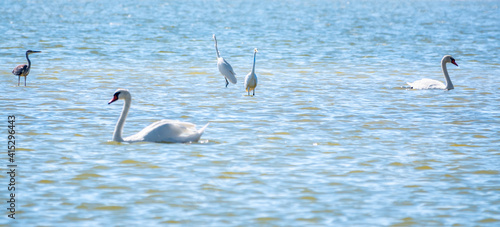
[1,0,500,226]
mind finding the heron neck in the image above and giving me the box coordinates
[215,41,220,58]
[441,59,454,90]
[251,51,256,74]
[26,52,31,70]
[113,97,131,142]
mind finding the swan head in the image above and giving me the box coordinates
[443,55,458,67]
[108,89,130,105]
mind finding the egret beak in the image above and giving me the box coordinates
[32,50,42,53]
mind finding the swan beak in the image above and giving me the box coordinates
[108,96,118,104]
[451,59,458,66]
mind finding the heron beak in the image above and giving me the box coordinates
[32,51,42,53]
[108,96,119,105]
[451,59,458,66]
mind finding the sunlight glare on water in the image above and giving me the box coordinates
[1,0,500,226]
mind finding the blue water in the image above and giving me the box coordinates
[1,0,500,226]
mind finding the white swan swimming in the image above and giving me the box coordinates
[407,55,458,90]
[108,89,208,143]
[213,34,237,87]
[244,48,258,96]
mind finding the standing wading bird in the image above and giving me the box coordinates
[244,48,258,96]
[12,50,42,86]
[406,55,458,90]
[213,34,237,87]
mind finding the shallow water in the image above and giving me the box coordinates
[1,0,500,226]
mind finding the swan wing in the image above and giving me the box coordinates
[217,57,237,84]
[125,120,207,143]
[407,78,446,90]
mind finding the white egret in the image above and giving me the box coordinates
[406,55,458,90]
[12,50,41,86]
[108,89,209,143]
[213,34,237,87]
[244,48,258,96]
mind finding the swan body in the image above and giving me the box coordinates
[213,34,237,87]
[12,50,41,86]
[108,89,208,143]
[407,55,458,90]
[244,48,258,96]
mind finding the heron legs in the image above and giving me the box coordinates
[247,89,255,96]
[225,78,229,88]
[17,76,27,86]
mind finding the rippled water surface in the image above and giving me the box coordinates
[1,0,500,226]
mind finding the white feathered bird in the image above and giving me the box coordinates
[406,55,458,90]
[244,48,258,96]
[108,89,208,143]
[213,34,237,87]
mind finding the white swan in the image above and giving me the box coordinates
[108,89,208,143]
[213,34,237,87]
[407,55,458,90]
[244,48,258,96]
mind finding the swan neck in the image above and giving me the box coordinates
[441,59,454,90]
[113,96,131,142]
